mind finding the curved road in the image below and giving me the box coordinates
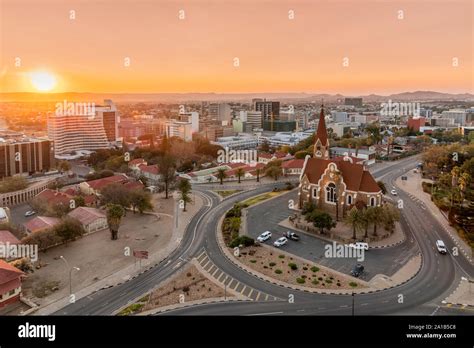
[55,156,474,315]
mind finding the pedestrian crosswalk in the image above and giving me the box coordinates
[195,250,280,302]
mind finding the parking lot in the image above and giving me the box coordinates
[245,190,418,281]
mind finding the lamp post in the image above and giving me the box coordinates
[60,256,80,295]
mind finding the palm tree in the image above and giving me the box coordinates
[377,181,387,195]
[360,208,371,239]
[256,168,261,183]
[177,178,192,212]
[106,204,125,240]
[344,206,363,240]
[216,168,227,185]
[382,204,400,233]
[367,206,384,236]
[236,168,245,184]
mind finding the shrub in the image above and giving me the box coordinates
[275,269,282,274]
[325,279,332,284]
[182,286,190,293]
[318,277,323,281]
[296,278,305,284]
[228,235,254,248]
[311,266,320,272]
[269,262,276,267]
[288,263,297,270]
[301,275,307,279]
[312,279,319,285]
[278,255,285,259]
[302,266,308,271]
[250,259,257,263]
[349,282,358,288]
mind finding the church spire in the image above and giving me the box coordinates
[313,103,329,159]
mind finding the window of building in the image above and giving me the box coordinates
[313,188,317,197]
[326,183,337,203]
[370,197,376,207]
[347,195,352,205]
[8,289,15,296]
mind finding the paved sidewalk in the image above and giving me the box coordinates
[443,278,474,307]
[396,171,473,262]
[33,194,204,315]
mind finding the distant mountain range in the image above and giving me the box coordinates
[1,91,473,103]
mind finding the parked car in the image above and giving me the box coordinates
[390,189,397,196]
[284,231,300,241]
[273,237,288,247]
[350,263,365,277]
[348,242,369,251]
[24,210,36,217]
[257,231,272,242]
[436,240,447,254]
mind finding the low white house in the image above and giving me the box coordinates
[67,207,108,234]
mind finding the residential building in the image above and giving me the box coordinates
[67,207,108,234]
[79,174,128,195]
[344,97,363,108]
[23,216,60,234]
[282,159,305,176]
[0,260,23,308]
[407,117,427,132]
[330,147,376,166]
[209,103,232,123]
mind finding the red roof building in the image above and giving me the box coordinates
[0,259,24,307]
[23,216,61,234]
[282,159,305,176]
[79,174,128,195]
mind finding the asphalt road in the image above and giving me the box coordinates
[54,156,474,316]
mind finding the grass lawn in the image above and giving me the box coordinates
[241,191,284,207]
[215,190,242,198]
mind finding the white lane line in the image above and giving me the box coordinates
[248,311,284,316]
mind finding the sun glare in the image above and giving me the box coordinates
[30,71,56,92]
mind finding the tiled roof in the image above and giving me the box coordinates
[0,230,21,245]
[0,259,23,293]
[86,175,128,190]
[302,158,380,193]
[23,216,61,233]
[68,207,105,226]
[138,164,160,175]
[282,159,305,169]
[35,189,71,206]
[129,158,147,166]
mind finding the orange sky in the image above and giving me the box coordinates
[0,0,473,94]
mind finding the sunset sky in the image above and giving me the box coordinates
[0,0,472,95]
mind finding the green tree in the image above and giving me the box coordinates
[366,206,384,236]
[73,196,85,208]
[259,139,271,153]
[306,210,336,234]
[216,168,227,185]
[377,181,387,195]
[382,204,400,233]
[129,189,153,214]
[53,217,85,246]
[100,183,130,208]
[344,206,364,240]
[157,154,176,199]
[57,160,71,173]
[177,179,192,212]
[106,204,125,240]
[236,168,245,184]
[265,165,282,181]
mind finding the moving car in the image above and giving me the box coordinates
[24,210,36,217]
[390,189,397,195]
[436,240,447,254]
[273,237,288,247]
[350,263,364,277]
[284,231,300,241]
[348,242,369,250]
[257,231,272,242]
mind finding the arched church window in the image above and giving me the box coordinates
[325,183,337,203]
[370,197,376,207]
[347,195,352,205]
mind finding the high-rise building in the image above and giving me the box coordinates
[255,100,280,122]
[48,99,119,157]
[246,111,263,130]
[209,103,232,123]
[178,112,199,133]
[0,138,53,178]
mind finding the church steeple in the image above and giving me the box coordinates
[313,103,330,159]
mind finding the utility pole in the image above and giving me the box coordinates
[352,292,355,316]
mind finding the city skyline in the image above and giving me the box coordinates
[1,0,472,95]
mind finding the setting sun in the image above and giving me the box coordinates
[30,71,56,92]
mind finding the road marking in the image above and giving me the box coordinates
[211,267,219,277]
[265,294,269,301]
[360,303,368,306]
[248,311,283,316]
[297,309,305,312]
[339,305,348,308]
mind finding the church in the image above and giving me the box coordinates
[298,105,382,220]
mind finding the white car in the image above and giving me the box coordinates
[24,210,36,217]
[390,189,397,196]
[257,231,272,242]
[273,237,288,247]
[436,240,447,254]
[348,242,369,250]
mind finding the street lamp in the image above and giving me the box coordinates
[60,256,80,295]
[351,292,355,316]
